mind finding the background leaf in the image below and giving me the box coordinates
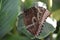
[20,0,37,10]
[0,0,19,38]
[52,0,60,21]
[2,33,31,40]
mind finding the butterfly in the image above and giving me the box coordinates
[23,6,50,36]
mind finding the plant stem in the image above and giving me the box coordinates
[47,0,53,40]
[47,0,52,11]
[12,19,18,34]
[50,33,53,40]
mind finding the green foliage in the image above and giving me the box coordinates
[20,0,37,10]
[2,33,31,40]
[53,10,60,21]
[52,0,60,11]
[0,0,19,38]
[52,0,60,21]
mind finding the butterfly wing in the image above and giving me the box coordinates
[23,7,50,36]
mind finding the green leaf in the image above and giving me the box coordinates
[52,0,60,11]
[52,0,60,21]
[18,14,55,39]
[52,10,60,21]
[21,0,36,10]
[0,0,19,38]
[2,34,31,40]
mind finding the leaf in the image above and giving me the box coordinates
[2,34,31,40]
[18,14,55,39]
[52,9,60,21]
[51,0,60,21]
[52,0,60,11]
[21,0,36,10]
[0,0,19,38]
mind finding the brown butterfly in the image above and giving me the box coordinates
[23,6,50,36]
